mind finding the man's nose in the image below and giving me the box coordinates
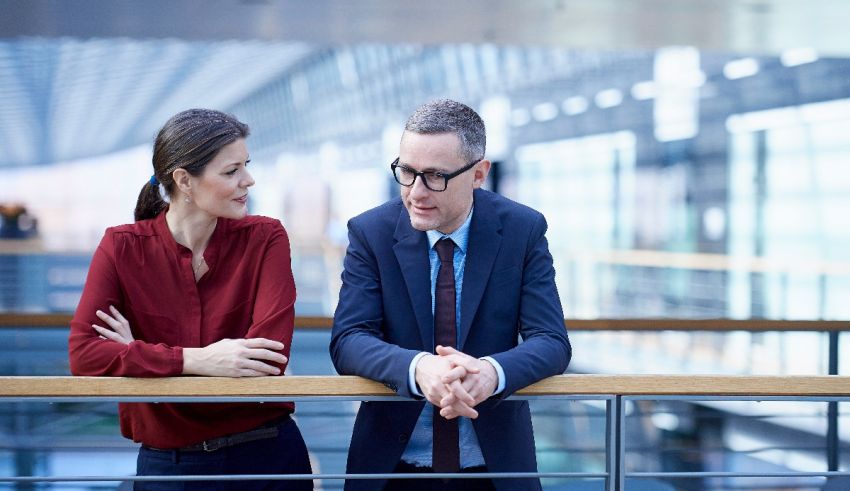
[409,176,430,198]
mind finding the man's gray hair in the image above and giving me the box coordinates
[404,99,486,162]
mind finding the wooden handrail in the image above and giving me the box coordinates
[0,314,333,329]
[562,249,850,276]
[0,313,76,327]
[3,375,850,397]
[0,313,845,331]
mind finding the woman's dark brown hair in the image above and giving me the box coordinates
[134,109,250,221]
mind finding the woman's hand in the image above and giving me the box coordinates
[92,305,135,345]
[91,306,286,377]
[182,338,288,377]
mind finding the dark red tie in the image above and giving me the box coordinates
[432,238,459,473]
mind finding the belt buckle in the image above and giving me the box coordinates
[202,439,224,452]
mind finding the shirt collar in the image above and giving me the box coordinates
[426,207,473,254]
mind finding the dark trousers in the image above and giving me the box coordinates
[383,461,496,491]
[135,418,312,490]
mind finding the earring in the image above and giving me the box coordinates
[185,195,191,203]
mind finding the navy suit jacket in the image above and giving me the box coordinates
[330,188,571,491]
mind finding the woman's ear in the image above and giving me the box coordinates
[172,168,192,195]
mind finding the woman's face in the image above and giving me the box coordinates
[190,138,254,219]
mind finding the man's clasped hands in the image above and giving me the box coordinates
[414,345,499,419]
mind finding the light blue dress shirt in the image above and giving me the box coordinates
[401,208,506,468]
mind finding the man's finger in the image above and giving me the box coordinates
[460,378,483,403]
[446,379,475,406]
[441,365,467,384]
[464,372,498,405]
[441,402,478,419]
[440,391,456,408]
[424,389,447,407]
[444,356,481,374]
[436,345,462,357]
[419,378,450,406]
[436,346,481,373]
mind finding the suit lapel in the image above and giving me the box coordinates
[393,209,434,351]
[459,193,502,349]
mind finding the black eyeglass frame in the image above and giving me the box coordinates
[390,157,482,192]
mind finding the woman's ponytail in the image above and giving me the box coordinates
[134,180,166,222]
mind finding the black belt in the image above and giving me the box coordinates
[397,461,489,473]
[145,415,289,453]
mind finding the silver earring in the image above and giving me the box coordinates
[185,195,191,203]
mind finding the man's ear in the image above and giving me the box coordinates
[172,168,192,195]
[472,159,491,189]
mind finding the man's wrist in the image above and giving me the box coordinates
[480,356,506,395]
[408,351,430,397]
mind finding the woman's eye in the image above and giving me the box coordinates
[226,169,238,176]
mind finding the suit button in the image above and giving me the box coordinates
[398,434,409,443]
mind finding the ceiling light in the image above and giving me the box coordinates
[631,81,656,100]
[562,96,588,115]
[723,58,759,79]
[595,89,623,108]
[531,102,558,122]
[510,108,531,127]
[780,48,819,67]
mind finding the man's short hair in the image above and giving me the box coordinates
[404,99,486,163]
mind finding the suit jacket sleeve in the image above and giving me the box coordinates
[490,213,571,396]
[329,217,421,398]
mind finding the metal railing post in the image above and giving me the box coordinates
[605,395,625,491]
[606,397,616,491]
[828,329,840,471]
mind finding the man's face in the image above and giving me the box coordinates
[398,131,490,234]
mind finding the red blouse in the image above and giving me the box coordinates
[68,211,296,448]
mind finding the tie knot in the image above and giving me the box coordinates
[435,238,455,263]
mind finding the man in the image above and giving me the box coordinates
[330,99,571,491]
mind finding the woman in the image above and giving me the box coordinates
[68,109,312,490]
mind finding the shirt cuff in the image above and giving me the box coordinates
[408,352,431,397]
[480,356,506,395]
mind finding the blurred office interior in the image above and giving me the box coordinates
[1,1,850,489]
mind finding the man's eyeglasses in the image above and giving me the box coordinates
[390,157,481,192]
